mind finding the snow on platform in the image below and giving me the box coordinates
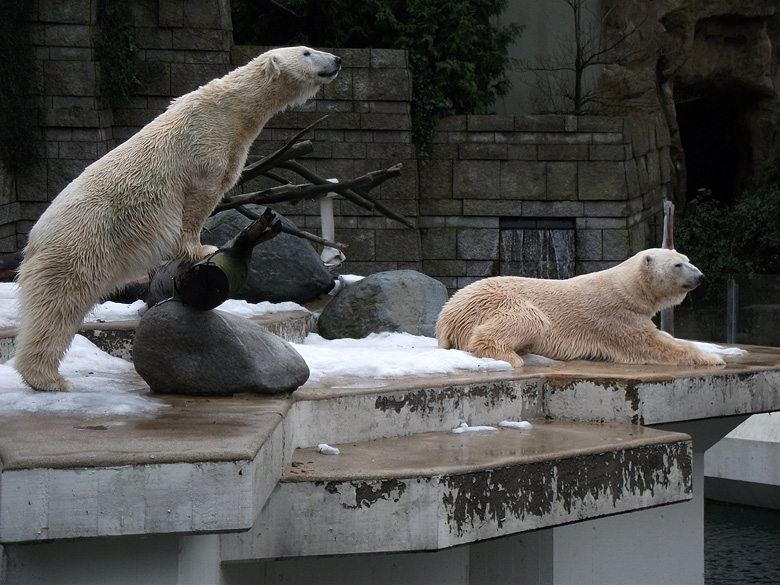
[1,289,780,585]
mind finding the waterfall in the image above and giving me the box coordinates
[499,228,575,279]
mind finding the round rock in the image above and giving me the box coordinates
[133,301,309,395]
[317,270,448,339]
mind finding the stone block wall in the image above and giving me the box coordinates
[418,112,670,290]
[4,0,233,249]
[2,0,673,294]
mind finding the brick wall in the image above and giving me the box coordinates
[3,0,234,249]
[2,0,672,293]
[417,112,670,290]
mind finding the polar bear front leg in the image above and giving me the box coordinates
[177,191,221,261]
[643,330,725,366]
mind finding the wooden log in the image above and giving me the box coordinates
[175,208,282,310]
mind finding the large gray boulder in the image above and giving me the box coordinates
[202,209,334,304]
[133,301,309,395]
[318,270,448,339]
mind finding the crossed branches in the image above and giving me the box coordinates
[213,115,412,253]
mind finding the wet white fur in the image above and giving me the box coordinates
[436,248,724,367]
[15,47,340,391]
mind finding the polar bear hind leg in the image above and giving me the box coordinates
[468,303,548,368]
[14,266,103,391]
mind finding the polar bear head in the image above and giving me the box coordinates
[260,46,342,106]
[634,248,704,311]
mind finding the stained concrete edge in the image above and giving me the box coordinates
[221,420,693,561]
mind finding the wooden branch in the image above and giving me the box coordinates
[660,200,676,335]
[235,115,328,187]
[215,163,405,217]
[235,205,349,252]
[280,161,413,228]
[238,140,314,187]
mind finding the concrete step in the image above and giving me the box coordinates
[221,419,692,561]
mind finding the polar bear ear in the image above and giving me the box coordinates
[264,54,281,80]
[644,255,653,266]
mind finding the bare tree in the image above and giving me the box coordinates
[521,0,656,115]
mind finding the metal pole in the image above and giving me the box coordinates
[726,275,739,344]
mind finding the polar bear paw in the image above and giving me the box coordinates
[693,352,726,366]
[180,243,219,262]
[22,372,73,392]
[197,244,219,258]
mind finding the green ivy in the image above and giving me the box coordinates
[0,0,38,173]
[230,0,521,157]
[94,0,140,105]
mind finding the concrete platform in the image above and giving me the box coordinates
[705,412,780,509]
[0,393,291,542]
[2,315,780,584]
[222,421,692,560]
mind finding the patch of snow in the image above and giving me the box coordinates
[0,335,165,416]
[499,420,533,430]
[452,422,499,434]
[329,274,364,296]
[87,299,147,322]
[0,282,310,326]
[316,443,340,455]
[0,282,19,327]
[292,332,513,381]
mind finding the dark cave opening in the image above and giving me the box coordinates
[675,87,757,206]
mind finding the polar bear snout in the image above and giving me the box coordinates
[684,272,704,290]
[317,56,341,79]
[305,49,341,80]
[680,263,705,290]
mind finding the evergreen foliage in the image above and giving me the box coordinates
[677,186,780,275]
[94,0,141,105]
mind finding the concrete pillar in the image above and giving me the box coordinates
[2,534,226,585]
[179,534,222,585]
[222,546,470,585]
[1,544,7,585]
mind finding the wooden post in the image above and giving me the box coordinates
[660,200,675,335]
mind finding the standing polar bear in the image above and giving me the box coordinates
[436,248,724,367]
[15,47,341,391]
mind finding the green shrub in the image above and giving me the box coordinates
[94,0,140,105]
[677,187,780,275]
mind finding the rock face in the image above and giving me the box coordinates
[317,270,448,339]
[202,209,334,304]
[133,301,309,395]
[598,0,780,204]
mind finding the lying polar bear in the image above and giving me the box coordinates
[436,248,724,367]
